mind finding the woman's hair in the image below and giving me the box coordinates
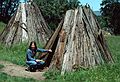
[29,41,37,50]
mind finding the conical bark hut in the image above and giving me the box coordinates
[0,1,52,46]
[41,7,114,74]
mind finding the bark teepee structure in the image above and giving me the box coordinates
[41,7,114,74]
[0,1,52,46]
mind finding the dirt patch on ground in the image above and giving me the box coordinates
[0,60,45,80]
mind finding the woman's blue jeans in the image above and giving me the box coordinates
[26,60,45,66]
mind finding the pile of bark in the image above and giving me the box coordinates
[42,7,114,74]
[0,1,52,46]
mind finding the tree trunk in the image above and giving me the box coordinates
[0,1,52,46]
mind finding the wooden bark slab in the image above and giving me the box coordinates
[43,7,114,75]
[0,2,52,46]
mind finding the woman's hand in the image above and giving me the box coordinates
[36,59,40,62]
[36,59,44,62]
[48,49,52,52]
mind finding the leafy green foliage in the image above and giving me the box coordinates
[0,0,19,23]
[101,0,120,35]
[97,16,108,29]
[33,0,80,30]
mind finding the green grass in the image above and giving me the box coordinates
[0,36,120,82]
[0,64,4,69]
[0,43,27,66]
[106,36,120,63]
[0,43,43,66]
[0,22,6,33]
[43,36,120,82]
[0,72,39,82]
[44,64,120,82]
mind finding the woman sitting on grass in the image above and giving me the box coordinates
[26,41,52,71]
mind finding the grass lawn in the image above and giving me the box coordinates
[0,21,120,82]
[0,43,28,66]
[43,36,120,82]
[0,22,6,33]
[0,43,43,66]
[0,72,39,82]
[0,64,4,69]
[0,36,120,82]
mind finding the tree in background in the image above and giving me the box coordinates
[97,16,108,30]
[0,0,19,23]
[101,0,120,35]
[33,0,80,30]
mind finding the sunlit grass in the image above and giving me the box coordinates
[0,35,120,82]
[43,36,120,82]
[0,64,4,69]
[0,22,6,33]
[0,72,38,82]
[0,43,43,66]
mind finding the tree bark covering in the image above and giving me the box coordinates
[42,7,114,74]
[0,2,52,46]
